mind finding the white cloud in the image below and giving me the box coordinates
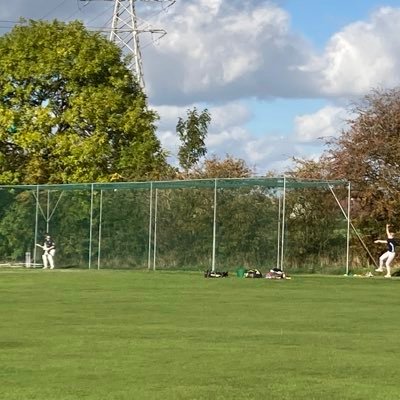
[207,126,250,148]
[306,7,400,97]
[239,134,305,174]
[153,105,183,160]
[153,105,183,130]
[294,105,348,142]
[208,102,252,129]
[145,4,400,104]
[157,129,180,161]
[144,0,317,105]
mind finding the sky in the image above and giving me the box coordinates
[2,0,400,174]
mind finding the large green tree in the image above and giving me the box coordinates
[0,20,169,184]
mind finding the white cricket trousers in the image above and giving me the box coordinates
[379,251,395,268]
[42,249,56,269]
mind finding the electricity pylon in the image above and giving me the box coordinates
[82,0,174,89]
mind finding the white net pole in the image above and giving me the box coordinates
[280,176,286,271]
[276,194,281,269]
[88,184,94,269]
[346,182,351,275]
[147,182,153,270]
[46,190,50,233]
[211,179,217,272]
[153,188,158,271]
[33,186,39,266]
[97,189,103,270]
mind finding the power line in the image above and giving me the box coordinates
[84,3,114,26]
[40,0,70,19]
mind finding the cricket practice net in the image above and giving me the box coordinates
[0,177,351,273]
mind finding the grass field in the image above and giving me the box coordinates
[0,269,399,400]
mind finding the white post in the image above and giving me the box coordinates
[211,179,217,272]
[89,184,94,269]
[346,182,351,275]
[276,194,281,269]
[97,189,103,270]
[33,185,39,266]
[153,189,158,271]
[147,183,153,270]
[280,176,286,271]
[46,190,50,233]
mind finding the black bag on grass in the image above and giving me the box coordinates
[204,270,229,278]
[244,269,263,278]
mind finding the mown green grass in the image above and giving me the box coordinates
[0,269,399,400]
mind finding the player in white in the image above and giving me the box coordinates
[374,224,395,278]
[36,234,56,269]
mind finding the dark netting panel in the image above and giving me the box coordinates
[91,188,151,269]
[214,186,280,270]
[282,186,349,273]
[41,190,92,268]
[154,187,214,269]
[29,189,92,268]
[0,188,37,265]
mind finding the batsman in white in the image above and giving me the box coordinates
[374,224,395,278]
[36,233,56,269]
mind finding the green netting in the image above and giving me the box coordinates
[0,177,346,191]
[0,177,350,273]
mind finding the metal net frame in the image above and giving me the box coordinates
[0,177,351,273]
